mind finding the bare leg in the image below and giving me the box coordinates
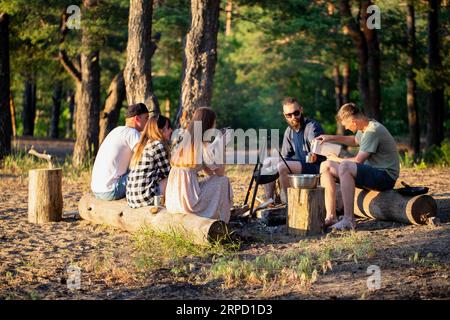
[320,160,340,226]
[332,161,357,230]
[278,161,302,203]
[263,181,275,200]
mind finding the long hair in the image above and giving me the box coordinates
[171,107,216,168]
[130,115,171,169]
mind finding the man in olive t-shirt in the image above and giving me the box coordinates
[316,103,400,231]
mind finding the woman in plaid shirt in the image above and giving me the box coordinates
[126,115,173,208]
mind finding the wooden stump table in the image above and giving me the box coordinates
[287,187,325,236]
[28,168,63,224]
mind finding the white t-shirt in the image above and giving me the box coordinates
[91,126,141,193]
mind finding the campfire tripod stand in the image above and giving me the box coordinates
[243,148,294,217]
[243,162,280,218]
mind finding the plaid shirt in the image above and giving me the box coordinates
[126,140,171,208]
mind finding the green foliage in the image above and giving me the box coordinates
[422,139,450,166]
[2,0,449,145]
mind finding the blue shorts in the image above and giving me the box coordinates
[355,163,396,191]
[93,172,129,201]
[285,158,321,174]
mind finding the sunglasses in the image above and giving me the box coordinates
[284,110,301,118]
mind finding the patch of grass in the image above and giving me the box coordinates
[133,228,240,273]
[4,292,18,300]
[28,290,40,300]
[0,149,92,183]
[208,251,321,289]
[207,232,375,289]
[408,252,447,269]
[1,149,48,175]
[326,231,376,263]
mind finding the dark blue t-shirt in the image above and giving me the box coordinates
[281,117,326,164]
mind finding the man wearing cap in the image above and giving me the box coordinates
[91,103,150,200]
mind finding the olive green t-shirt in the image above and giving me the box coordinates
[355,120,400,180]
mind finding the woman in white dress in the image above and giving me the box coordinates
[165,107,233,223]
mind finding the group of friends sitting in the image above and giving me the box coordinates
[90,97,400,231]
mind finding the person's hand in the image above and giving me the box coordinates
[310,153,317,163]
[315,135,333,145]
[326,153,341,163]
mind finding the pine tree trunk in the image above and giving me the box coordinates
[225,0,232,36]
[99,72,126,144]
[426,0,444,147]
[342,61,350,103]
[72,0,100,167]
[339,0,371,117]
[22,78,37,136]
[0,13,12,160]
[362,0,381,121]
[333,64,345,135]
[124,0,159,114]
[50,82,63,138]
[406,1,420,159]
[176,0,220,128]
[164,98,171,118]
[66,92,75,138]
[9,93,16,137]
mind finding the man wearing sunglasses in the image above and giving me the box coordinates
[264,97,326,204]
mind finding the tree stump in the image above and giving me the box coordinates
[287,187,325,236]
[28,168,63,223]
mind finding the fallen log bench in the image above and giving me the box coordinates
[337,187,437,225]
[78,194,228,245]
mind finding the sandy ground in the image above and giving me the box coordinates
[0,138,449,300]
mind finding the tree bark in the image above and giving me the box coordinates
[99,71,126,144]
[333,64,345,135]
[72,0,101,167]
[9,93,16,137]
[406,1,420,159]
[0,13,12,160]
[339,0,381,120]
[164,97,171,119]
[22,78,37,136]
[339,0,371,117]
[336,188,437,225]
[361,0,381,121]
[426,0,444,147]
[225,0,233,36]
[124,0,159,114]
[176,0,220,128]
[50,82,63,138]
[287,187,326,236]
[66,92,75,138]
[28,168,63,224]
[342,61,350,104]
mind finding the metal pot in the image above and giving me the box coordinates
[288,174,320,189]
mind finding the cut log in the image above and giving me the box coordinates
[336,187,437,225]
[28,168,63,223]
[78,194,227,245]
[287,187,325,236]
